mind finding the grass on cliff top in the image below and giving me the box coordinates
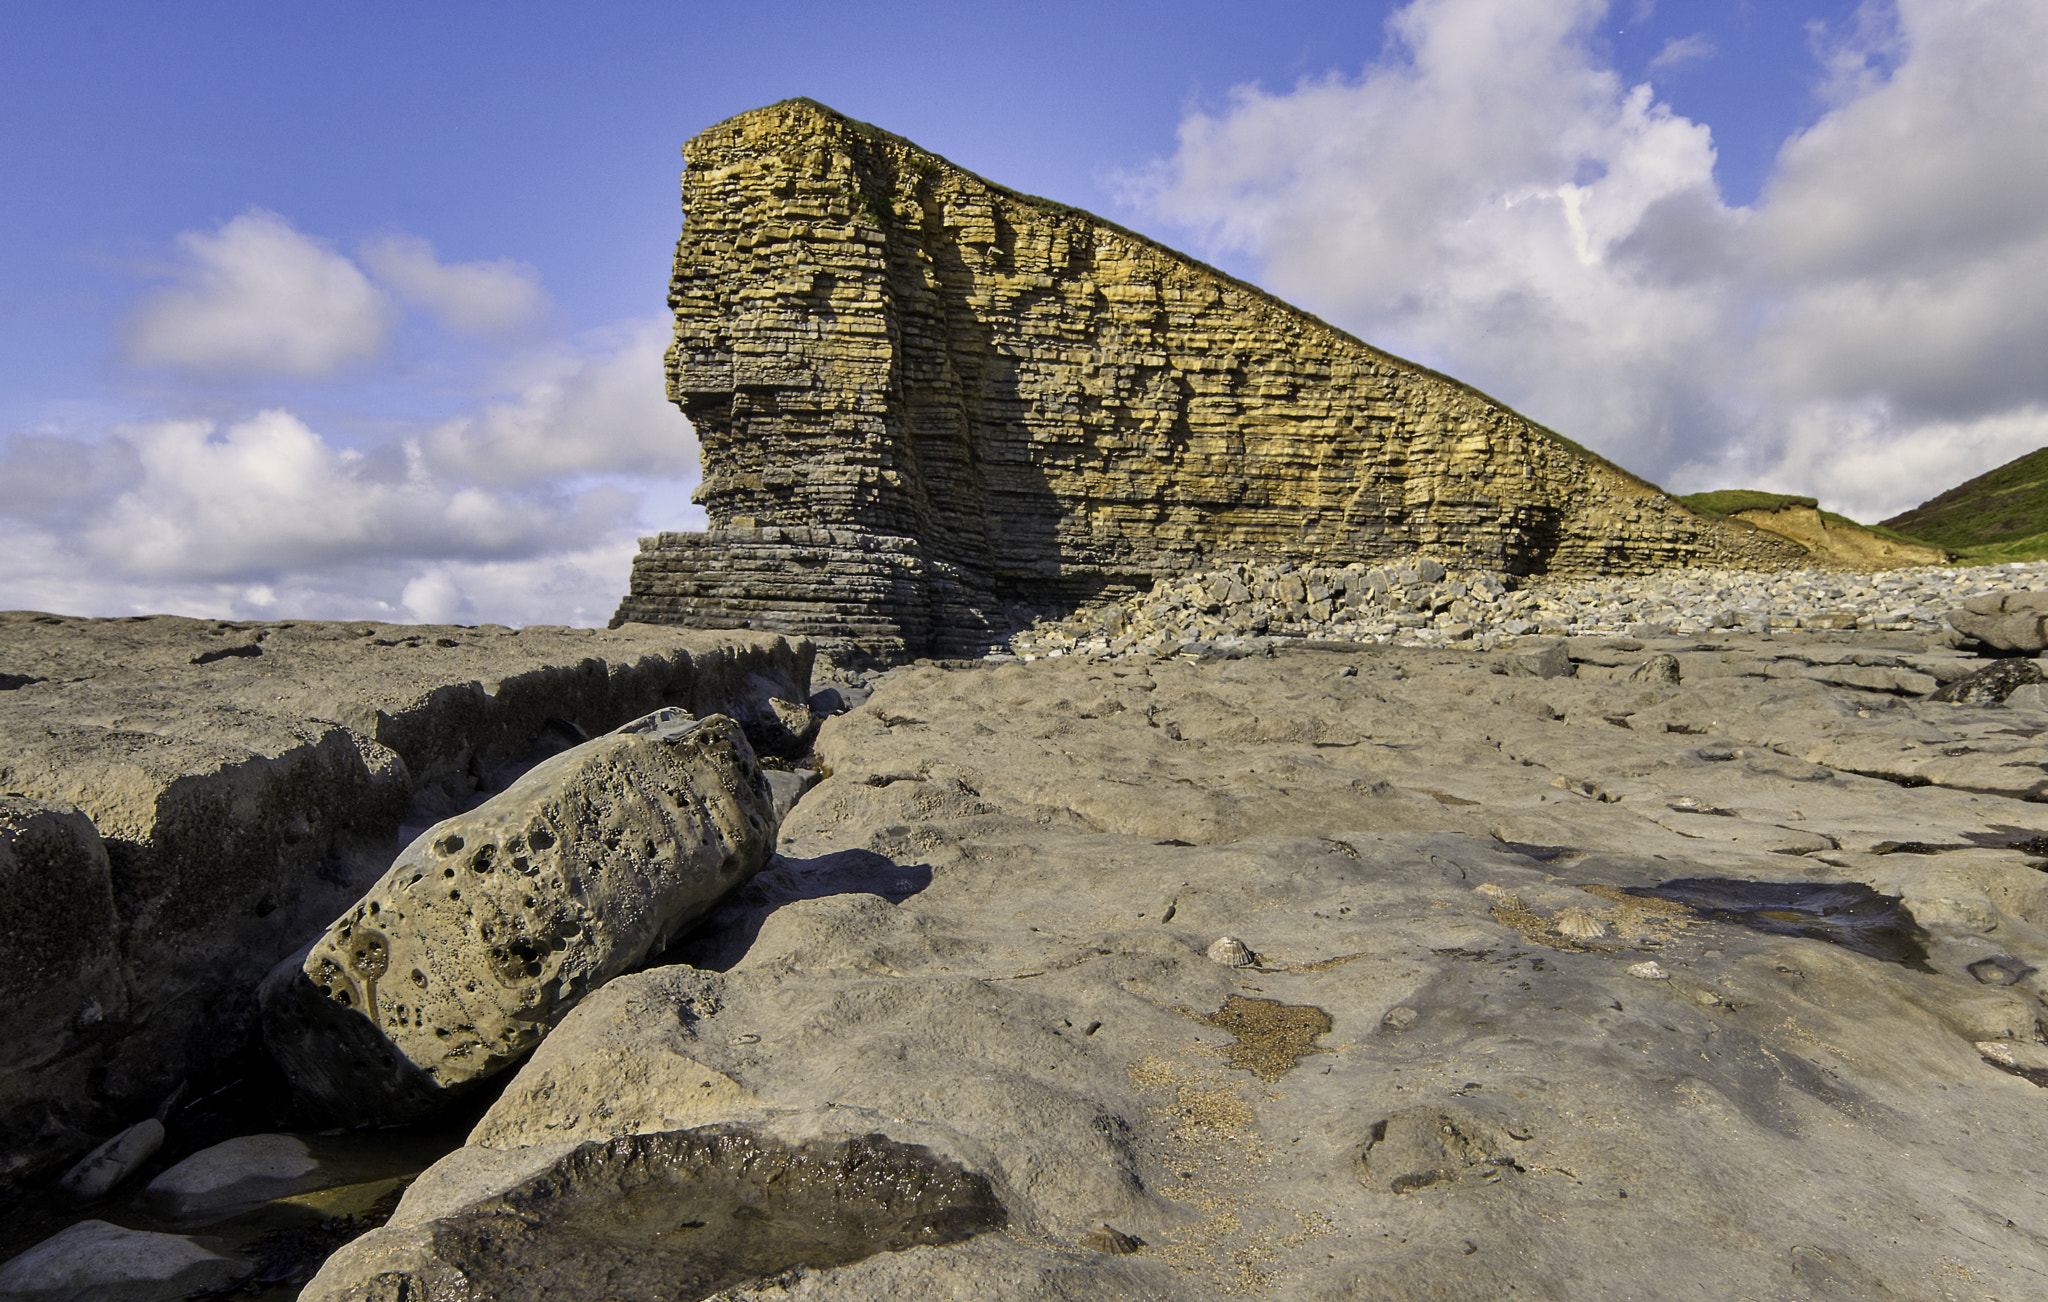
[1679,489,1943,550]
[1878,445,2048,560]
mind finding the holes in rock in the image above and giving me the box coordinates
[421,1127,1004,1302]
[472,845,497,873]
[488,937,549,985]
[1623,878,1931,968]
[437,834,467,856]
[348,932,389,978]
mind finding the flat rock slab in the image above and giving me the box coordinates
[0,1218,243,1301]
[0,611,810,1194]
[261,710,780,1125]
[310,635,2048,1298]
[143,1133,337,1227]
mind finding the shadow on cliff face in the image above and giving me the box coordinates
[410,1127,1004,1302]
[663,850,933,972]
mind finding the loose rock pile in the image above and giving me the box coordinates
[1009,559,2048,660]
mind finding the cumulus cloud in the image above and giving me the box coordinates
[7,211,704,626]
[0,393,690,624]
[1130,0,2048,524]
[359,233,549,336]
[422,320,697,486]
[124,209,394,376]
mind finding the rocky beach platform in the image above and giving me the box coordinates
[13,569,2048,1299]
[301,604,2048,1300]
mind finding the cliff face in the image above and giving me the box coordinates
[614,99,1802,655]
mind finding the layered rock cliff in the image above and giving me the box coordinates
[614,99,1803,656]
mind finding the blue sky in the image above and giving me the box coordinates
[3,0,2040,624]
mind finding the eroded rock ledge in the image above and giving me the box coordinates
[0,612,812,1198]
[613,98,1803,657]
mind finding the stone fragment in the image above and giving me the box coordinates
[1506,638,1572,679]
[143,1133,339,1226]
[53,1117,164,1206]
[763,768,820,821]
[2006,683,2048,711]
[1951,591,2048,652]
[1627,653,1682,684]
[1976,1040,2048,1073]
[1930,658,2046,705]
[259,709,779,1126]
[0,1219,244,1302]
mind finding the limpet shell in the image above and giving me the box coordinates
[1627,960,1670,980]
[1207,936,1257,968]
[1553,908,1607,940]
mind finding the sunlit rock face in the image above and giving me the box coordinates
[613,98,1802,657]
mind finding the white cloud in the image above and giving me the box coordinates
[360,233,549,336]
[0,401,681,625]
[422,320,699,486]
[124,209,394,376]
[1647,33,1715,75]
[1130,0,2048,525]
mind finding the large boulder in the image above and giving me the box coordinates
[259,708,778,1125]
[1950,590,2048,651]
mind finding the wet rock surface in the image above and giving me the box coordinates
[299,623,2048,1298]
[0,612,811,1195]
[259,708,779,1126]
[1622,878,1933,967]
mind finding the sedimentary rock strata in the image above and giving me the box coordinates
[614,98,1802,656]
[262,709,780,1125]
[0,612,812,1197]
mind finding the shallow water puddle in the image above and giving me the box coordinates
[419,1127,1005,1301]
[1624,878,1931,967]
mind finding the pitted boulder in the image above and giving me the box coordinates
[259,709,778,1126]
[1950,590,2048,652]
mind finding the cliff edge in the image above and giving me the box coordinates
[613,98,1802,656]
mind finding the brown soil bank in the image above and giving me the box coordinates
[613,98,1802,658]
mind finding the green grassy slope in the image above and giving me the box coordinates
[1880,446,2048,561]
